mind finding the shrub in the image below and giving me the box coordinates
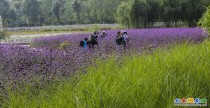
[0,30,9,41]
[198,5,210,33]
[0,16,9,42]
[59,41,71,50]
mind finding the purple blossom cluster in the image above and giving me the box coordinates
[0,45,96,84]
[0,28,208,87]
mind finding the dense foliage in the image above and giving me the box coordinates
[0,16,3,40]
[0,16,9,41]
[0,0,209,27]
[199,5,210,32]
[117,0,210,28]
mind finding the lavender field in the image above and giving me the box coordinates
[31,28,207,52]
[0,28,209,107]
[0,28,208,83]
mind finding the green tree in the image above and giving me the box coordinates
[116,1,132,27]
[162,0,181,27]
[72,0,82,23]
[180,0,209,27]
[11,0,25,26]
[199,5,210,32]
[39,0,54,25]
[1,0,209,27]
[0,16,3,32]
[22,0,41,26]
[129,0,149,28]
[0,0,10,25]
[52,0,61,24]
[146,0,161,27]
[0,16,9,41]
[7,8,17,27]
[63,0,76,24]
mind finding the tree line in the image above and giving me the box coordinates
[117,0,210,28]
[0,0,209,28]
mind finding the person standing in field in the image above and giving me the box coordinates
[116,31,123,54]
[79,38,88,49]
[122,31,129,50]
[88,31,98,50]
[124,31,129,43]
[83,38,88,49]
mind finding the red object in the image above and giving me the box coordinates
[181,98,187,103]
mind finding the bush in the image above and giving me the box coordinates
[198,5,210,33]
[0,30,9,41]
[0,16,9,42]
[59,41,71,50]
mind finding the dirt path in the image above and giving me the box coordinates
[8,32,84,44]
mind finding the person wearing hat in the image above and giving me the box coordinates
[116,31,124,54]
[100,31,108,38]
[122,31,129,50]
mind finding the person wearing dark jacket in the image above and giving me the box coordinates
[116,31,124,54]
[88,31,98,50]
[116,31,123,45]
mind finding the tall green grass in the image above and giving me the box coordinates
[3,41,210,108]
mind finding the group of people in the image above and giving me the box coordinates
[116,30,129,50]
[79,30,108,50]
[79,30,129,51]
